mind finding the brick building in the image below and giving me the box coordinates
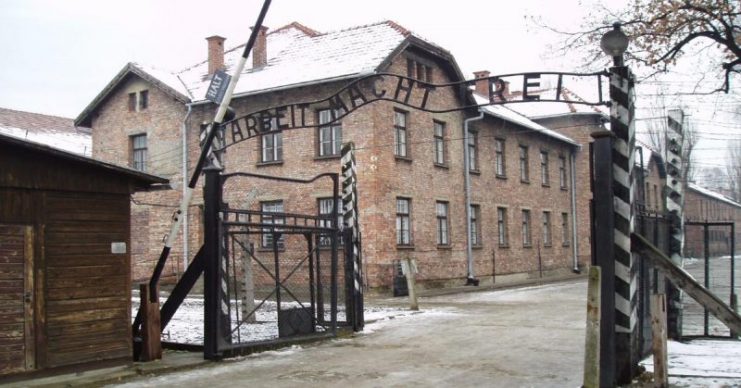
[75,21,594,291]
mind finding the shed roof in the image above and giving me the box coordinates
[688,183,741,210]
[0,132,167,188]
[0,107,92,156]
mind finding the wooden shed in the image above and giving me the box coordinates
[0,133,166,378]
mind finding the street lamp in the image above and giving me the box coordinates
[600,22,629,66]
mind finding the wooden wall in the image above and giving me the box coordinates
[0,188,132,373]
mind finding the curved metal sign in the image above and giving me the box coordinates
[218,71,608,151]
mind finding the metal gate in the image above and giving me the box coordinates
[682,221,738,338]
[201,168,357,358]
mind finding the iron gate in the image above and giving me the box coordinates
[682,221,738,338]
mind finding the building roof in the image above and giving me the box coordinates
[506,87,609,120]
[76,20,465,126]
[688,183,741,210]
[0,132,167,186]
[0,107,92,156]
[472,94,578,147]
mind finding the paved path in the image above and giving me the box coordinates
[112,280,588,387]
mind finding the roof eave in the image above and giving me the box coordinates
[74,63,191,127]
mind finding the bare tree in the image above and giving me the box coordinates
[544,0,741,93]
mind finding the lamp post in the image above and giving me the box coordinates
[601,22,630,66]
[601,22,638,385]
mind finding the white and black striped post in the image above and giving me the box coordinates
[341,142,364,331]
[610,63,638,384]
[665,108,685,338]
[600,22,639,384]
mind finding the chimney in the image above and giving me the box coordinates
[206,35,226,75]
[473,70,490,97]
[252,26,269,68]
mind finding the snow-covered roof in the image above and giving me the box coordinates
[0,131,166,186]
[76,21,461,125]
[472,94,578,147]
[507,87,609,120]
[0,107,92,156]
[688,183,741,209]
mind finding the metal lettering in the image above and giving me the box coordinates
[523,73,541,101]
[393,77,415,104]
[215,71,608,151]
[347,84,368,108]
[370,75,387,98]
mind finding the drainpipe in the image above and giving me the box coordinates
[570,149,580,273]
[182,103,193,274]
[464,112,484,284]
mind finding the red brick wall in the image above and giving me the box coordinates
[91,51,592,291]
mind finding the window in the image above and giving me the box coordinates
[562,212,570,246]
[559,155,567,189]
[261,201,285,249]
[139,90,148,110]
[495,139,506,177]
[436,201,449,246]
[644,182,649,209]
[497,207,508,246]
[433,121,446,165]
[318,198,342,247]
[396,198,412,245]
[394,110,408,158]
[522,209,532,247]
[470,204,481,247]
[318,109,342,157]
[261,132,282,163]
[468,131,478,171]
[519,145,529,182]
[128,90,148,112]
[654,184,659,210]
[543,211,552,246]
[128,92,137,112]
[131,134,147,172]
[540,151,550,186]
[406,58,432,82]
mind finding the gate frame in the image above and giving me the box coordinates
[683,220,737,338]
[203,166,351,359]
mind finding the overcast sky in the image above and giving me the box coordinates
[1,0,739,180]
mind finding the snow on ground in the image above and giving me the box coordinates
[641,339,741,387]
[133,296,410,345]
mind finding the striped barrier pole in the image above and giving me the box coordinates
[665,108,685,338]
[609,65,638,384]
[341,142,364,330]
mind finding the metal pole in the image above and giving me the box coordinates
[463,113,484,283]
[704,224,710,336]
[590,130,616,387]
[203,165,223,360]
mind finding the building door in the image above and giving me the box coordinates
[0,225,35,375]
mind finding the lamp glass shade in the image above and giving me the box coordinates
[600,27,629,57]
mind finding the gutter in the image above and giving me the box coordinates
[570,149,580,273]
[182,103,193,275]
[464,112,484,284]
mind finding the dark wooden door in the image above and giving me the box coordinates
[0,225,35,375]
